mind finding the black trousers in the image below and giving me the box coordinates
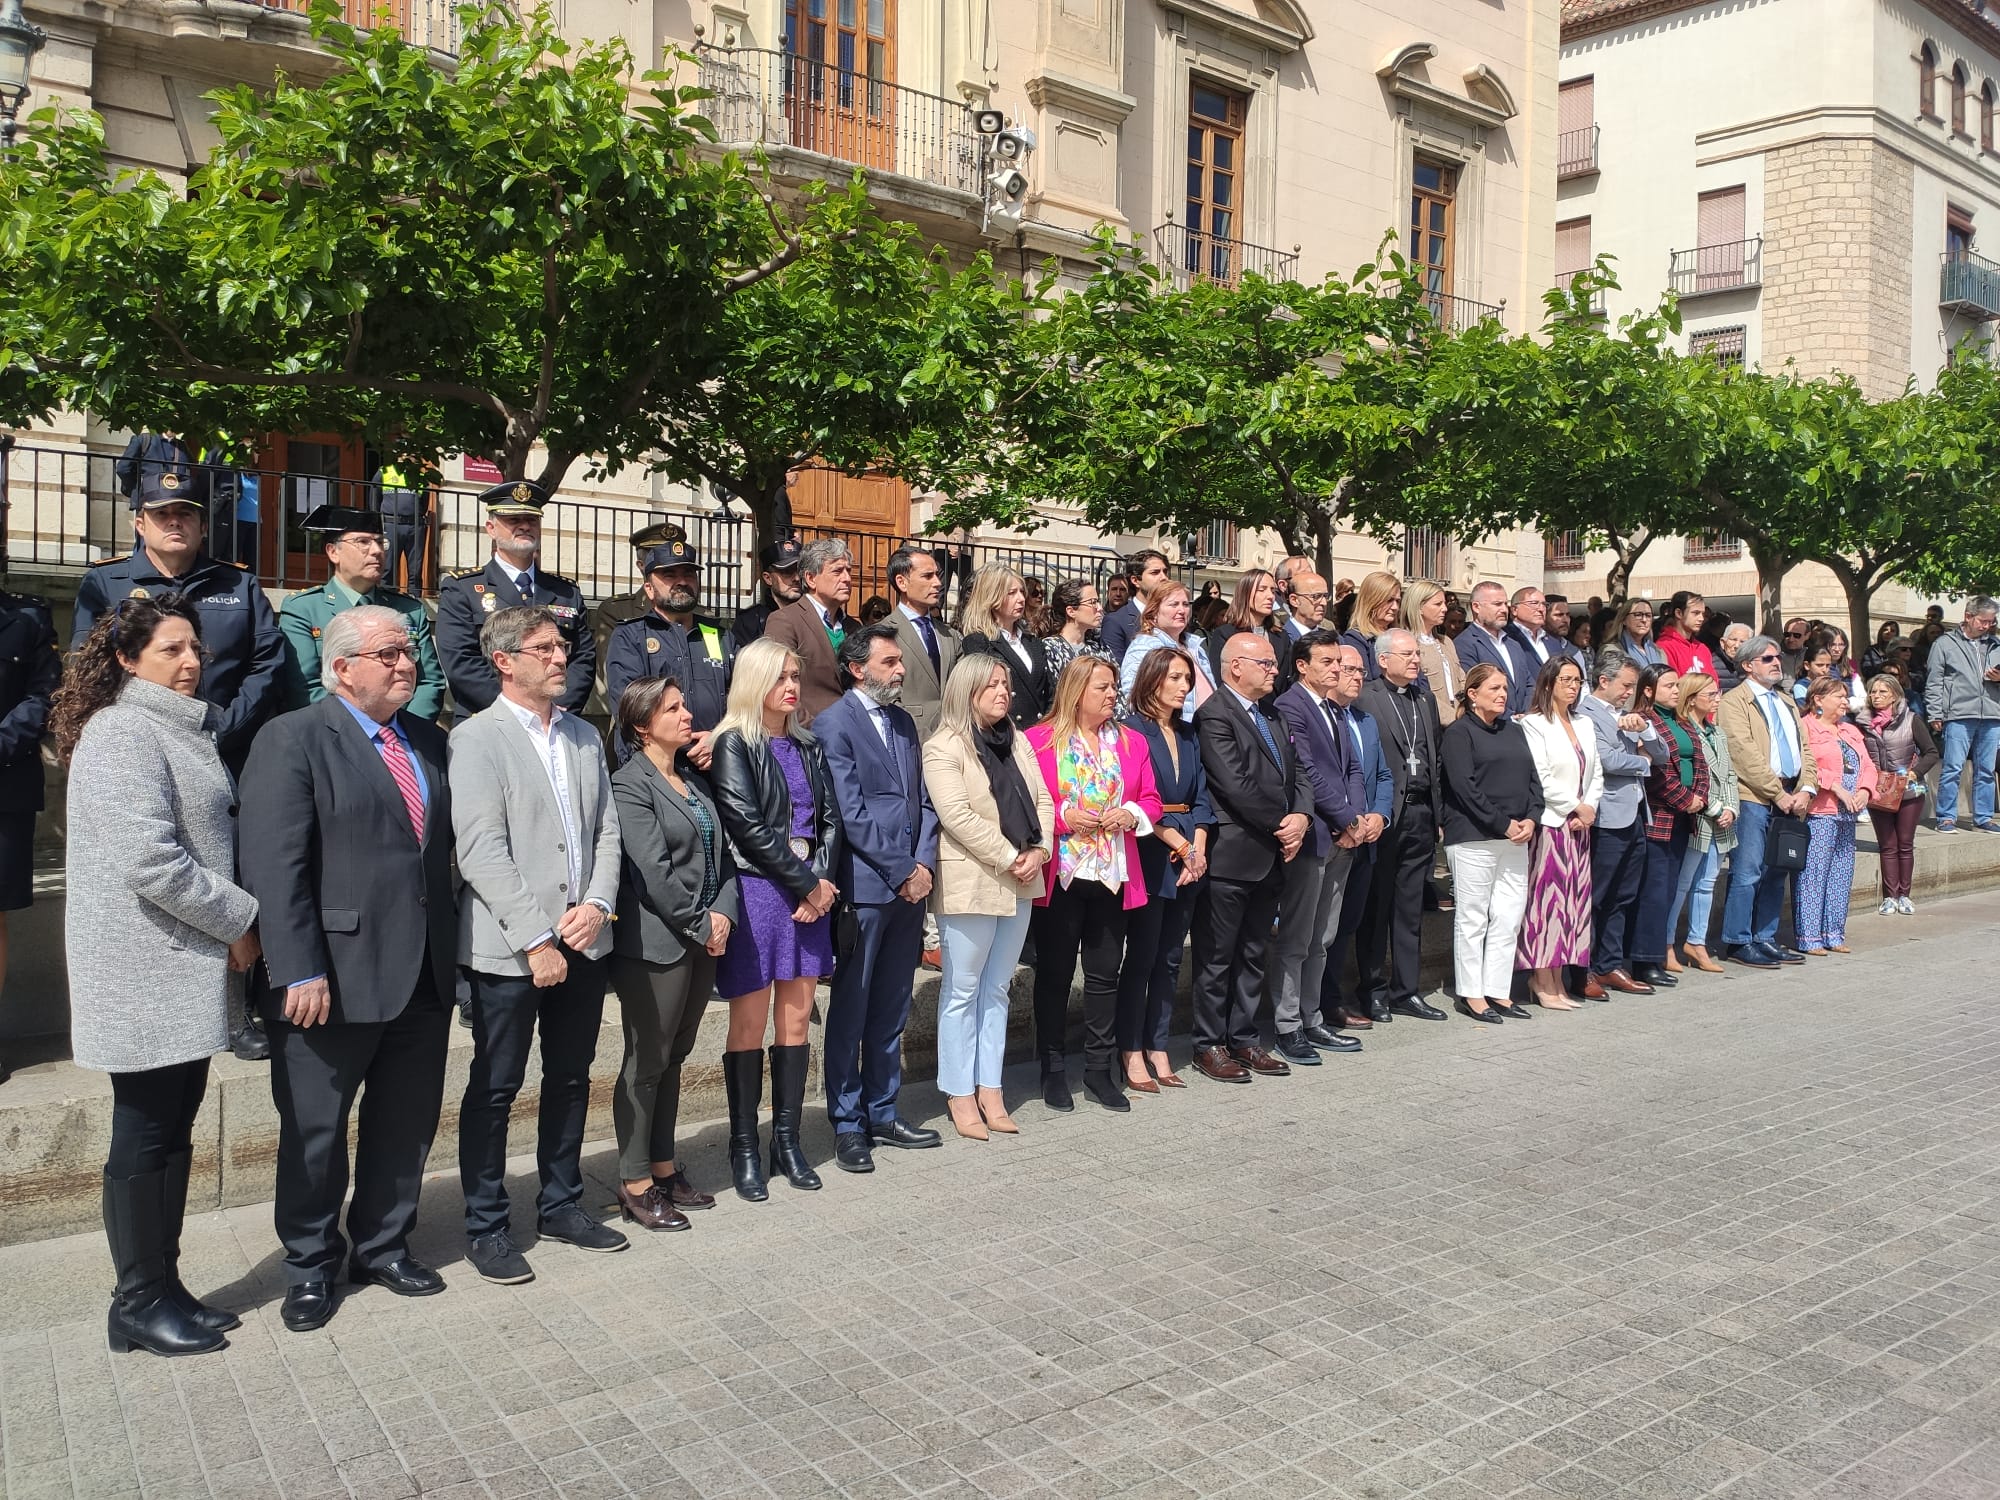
[608,951,715,1180]
[382,516,427,593]
[1190,869,1283,1050]
[1358,802,1435,1003]
[1031,881,1128,1071]
[1588,820,1647,975]
[263,975,449,1284]
[1630,821,1691,966]
[1116,886,1197,1052]
[106,1060,209,1177]
[1319,844,1377,1015]
[459,954,607,1237]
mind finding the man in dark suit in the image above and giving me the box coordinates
[885,545,959,739]
[763,537,854,722]
[1189,631,1313,1084]
[1098,547,1171,667]
[1319,644,1395,1031]
[238,604,459,1333]
[1504,586,1576,677]
[1355,629,1447,1022]
[1453,580,1534,715]
[434,481,594,715]
[813,624,942,1171]
[1269,631,1367,1063]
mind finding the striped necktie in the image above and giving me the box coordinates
[377,727,426,842]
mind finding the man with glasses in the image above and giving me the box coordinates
[1505,586,1575,671]
[1778,618,1811,685]
[1354,630,1448,1022]
[238,606,459,1331]
[279,506,446,720]
[1282,571,1333,643]
[1189,632,1313,1083]
[1718,634,1818,967]
[1924,596,2000,833]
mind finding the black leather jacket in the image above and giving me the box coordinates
[708,726,843,904]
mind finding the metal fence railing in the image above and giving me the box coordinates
[1152,223,1301,290]
[257,0,461,53]
[694,45,982,196]
[1669,237,1763,296]
[1557,125,1599,179]
[1420,289,1505,331]
[1939,250,2000,319]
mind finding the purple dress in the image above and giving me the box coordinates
[1516,737,1594,970]
[716,736,834,995]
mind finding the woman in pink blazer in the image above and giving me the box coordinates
[1024,656,1163,1115]
[1796,675,1878,954]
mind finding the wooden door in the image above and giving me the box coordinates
[783,0,897,175]
[787,467,910,603]
[253,432,369,587]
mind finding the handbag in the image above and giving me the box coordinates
[1766,812,1810,872]
[1867,773,1905,813]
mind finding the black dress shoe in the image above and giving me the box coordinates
[348,1257,445,1297]
[1453,996,1503,1024]
[1631,964,1677,987]
[1364,998,1394,1024]
[869,1117,943,1149]
[662,1172,715,1210]
[537,1205,629,1253]
[229,1020,270,1062]
[281,1281,336,1332]
[1273,1031,1322,1065]
[1302,1024,1361,1053]
[1490,999,1534,1020]
[1729,943,1780,969]
[1775,946,1809,965]
[834,1132,875,1173]
[1386,996,1447,1021]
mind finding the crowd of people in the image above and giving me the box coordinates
[6,453,1997,1363]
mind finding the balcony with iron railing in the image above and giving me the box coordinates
[1419,289,1505,331]
[1684,532,1744,563]
[1152,222,1300,290]
[1940,250,2000,319]
[1554,269,1606,316]
[1669,237,1763,298]
[693,46,982,200]
[1557,125,1600,180]
[254,0,462,54]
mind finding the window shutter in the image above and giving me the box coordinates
[1556,217,1592,276]
[1697,187,1746,248]
[1559,78,1594,135]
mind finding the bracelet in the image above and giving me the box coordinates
[525,940,554,956]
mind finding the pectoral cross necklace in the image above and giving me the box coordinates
[1392,690,1423,776]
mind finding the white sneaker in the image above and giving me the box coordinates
[1878,898,1896,916]
[1897,896,1915,915]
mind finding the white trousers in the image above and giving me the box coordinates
[1446,838,1531,1001]
[936,901,1032,1095]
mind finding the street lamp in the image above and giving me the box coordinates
[0,0,48,150]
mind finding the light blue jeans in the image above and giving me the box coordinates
[936,901,1032,1096]
[1937,719,2000,826]
[1668,843,1722,948]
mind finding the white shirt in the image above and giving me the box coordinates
[502,695,605,946]
[1520,627,1552,663]
[997,626,1033,671]
[1748,680,1803,779]
[1478,624,1516,679]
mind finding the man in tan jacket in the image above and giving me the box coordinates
[1717,633,1818,969]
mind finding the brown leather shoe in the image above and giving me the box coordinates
[1336,1009,1374,1030]
[1579,973,1609,1000]
[1191,1046,1251,1083]
[1592,969,1655,995]
[662,1172,715,1211]
[615,1183,690,1232]
[1229,1045,1291,1077]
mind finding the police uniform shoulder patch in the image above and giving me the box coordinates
[444,566,486,582]
[87,554,130,569]
[225,559,252,571]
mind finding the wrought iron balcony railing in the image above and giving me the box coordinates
[1557,125,1600,179]
[694,46,982,197]
[257,0,461,54]
[1152,223,1301,289]
[1669,237,1763,296]
[1554,269,1606,315]
[1940,250,2000,320]
[1420,289,1505,331]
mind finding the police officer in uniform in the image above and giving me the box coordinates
[434,480,594,714]
[589,518,684,707]
[72,467,286,1061]
[604,539,734,767]
[277,506,446,719]
[730,539,806,648]
[0,578,59,1087]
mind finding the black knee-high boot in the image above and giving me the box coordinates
[765,1044,822,1191]
[162,1152,240,1334]
[722,1050,768,1202]
[104,1170,226,1357]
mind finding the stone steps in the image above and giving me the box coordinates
[1,821,1993,1247]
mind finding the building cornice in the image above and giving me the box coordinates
[1564,0,2000,48]
[1024,70,1138,123]
[1377,43,1517,129]
[1159,0,1313,53]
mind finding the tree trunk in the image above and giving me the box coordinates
[1311,510,1335,581]
[1821,554,1883,658]
[1746,541,1789,635]
[1603,527,1654,607]
[739,475,793,562]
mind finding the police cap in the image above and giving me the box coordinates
[758,539,804,572]
[300,505,384,538]
[130,470,207,513]
[644,540,702,573]
[478,479,549,517]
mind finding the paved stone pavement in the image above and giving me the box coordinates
[4,892,2000,1500]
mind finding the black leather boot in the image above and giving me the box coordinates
[104,1170,227,1357]
[765,1044,822,1191]
[162,1152,239,1333]
[1040,1053,1073,1112]
[722,1051,768,1202]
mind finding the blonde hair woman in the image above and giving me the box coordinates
[707,639,843,1201]
[922,655,1054,1139]
[1343,571,1405,679]
[1403,579,1461,724]
[958,562,1052,727]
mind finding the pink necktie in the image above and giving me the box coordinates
[377,727,426,842]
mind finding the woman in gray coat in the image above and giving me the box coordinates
[607,677,740,1232]
[54,596,261,1358]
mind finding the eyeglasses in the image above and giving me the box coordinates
[1293,591,1329,605]
[1242,658,1278,673]
[1751,652,1780,663]
[349,644,416,666]
[512,641,568,660]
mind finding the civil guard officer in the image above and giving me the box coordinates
[434,480,594,715]
[604,538,735,768]
[589,518,686,682]
[277,506,446,720]
[72,465,286,1061]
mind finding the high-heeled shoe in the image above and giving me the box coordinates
[946,1097,989,1141]
[1147,1054,1186,1088]
[1121,1054,1160,1095]
[1453,996,1502,1024]
[1682,944,1724,973]
[1663,950,1684,974]
[765,1044,822,1191]
[975,1087,1019,1134]
[721,1050,768,1203]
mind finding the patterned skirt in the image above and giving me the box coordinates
[1515,821,1593,970]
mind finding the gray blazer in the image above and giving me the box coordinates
[609,753,741,965]
[1575,691,1658,831]
[449,699,621,974]
[889,606,960,740]
[65,679,259,1072]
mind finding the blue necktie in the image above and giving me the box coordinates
[1760,693,1799,779]
[914,613,941,680]
[1251,704,1282,765]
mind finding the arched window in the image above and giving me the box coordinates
[1920,40,1942,121]
[1983,80,1997,151]
[1953,61,1972,136]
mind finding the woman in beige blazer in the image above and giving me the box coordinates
[1404,580,1463,726]
[921,654,1055,1140]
